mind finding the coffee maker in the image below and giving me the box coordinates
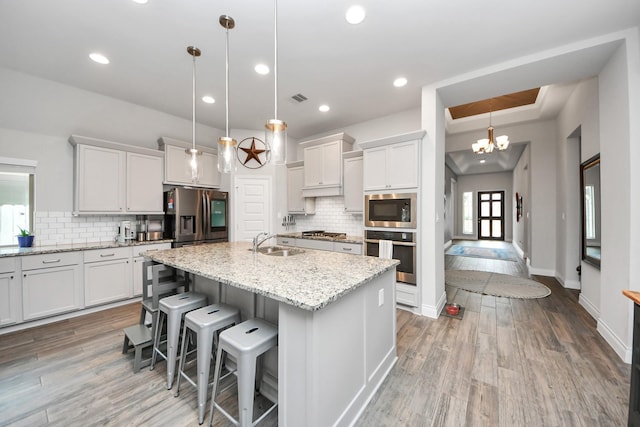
[117,220,134,243]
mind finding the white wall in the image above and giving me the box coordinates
[454,172,514,241]
[512,143,530,258]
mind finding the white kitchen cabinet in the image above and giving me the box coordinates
[22,252,83,321]
[360,130,425,192]
[396,283,419,307]
[300,132,354,197]
[286,162,315,215]
[126,152,164,213]
[0,258,21,326]
[294,239,334,251]
[69,135,165,215]
[278,237,363,255]
[159,137,220,188]
[343,152,363,213]
[84,247,132,307]
[277,236,296,246]
[132,243,171,296]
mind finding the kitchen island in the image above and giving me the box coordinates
[143,241,398,427]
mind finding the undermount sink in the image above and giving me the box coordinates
[253,246,305,257]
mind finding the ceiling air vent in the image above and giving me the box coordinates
[291,93,308,103]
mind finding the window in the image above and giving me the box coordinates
[462,191,473,234]
[585,185,595,239]
[0,158,36,247]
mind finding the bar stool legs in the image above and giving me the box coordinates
[208,318,278,427]
[174,303,240,424]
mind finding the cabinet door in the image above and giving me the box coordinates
[164,144,192,184]
[126,152,163,213]
[22,265,83,321]
[133,256,144,296]
[363,146,388,191]
[0,272,21,326]
[303,145,324,187]
[387,141,419,189]
[84,259,132,307]
[343,156,363,212]
[77,144,125,212]
[199,151,221,188]
[321,141,342,186]
[287,167,305,213]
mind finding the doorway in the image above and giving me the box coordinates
[233,176,272,242]
[477,190,505,240]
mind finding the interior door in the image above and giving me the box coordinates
[233,176,272,242]
[477,190,504,240]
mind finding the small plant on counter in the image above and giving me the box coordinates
[17,227,34,247]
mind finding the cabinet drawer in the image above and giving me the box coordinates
[22,251,82,271]
[396,282,418,307]
[132,243,171,258]
[277,237,296,247]
[295,239,333,251]
[0,257,18,274]
[333,242,362,255]
[84,247,131,263]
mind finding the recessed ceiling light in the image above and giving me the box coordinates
[255,63,270,75]
[319,105,330,112]
[132,0,148,4]
[393,77,407,87]
[202,96,215,104]
[479,159,486,164]
[89,53,109,65]
[346,5,366,24]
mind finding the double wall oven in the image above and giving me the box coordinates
[364,192,417,286]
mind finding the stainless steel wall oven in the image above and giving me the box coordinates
[364,230,416,285]
[364,193,417,229]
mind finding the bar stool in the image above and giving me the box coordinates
[208,318,278,427]
[174,303,240,424]
[150,291,208,390]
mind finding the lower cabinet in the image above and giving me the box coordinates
[0,258,21,326]
[22,252,83,321]
[277,237,362,255]
[395,282,419,307]
[84,247,132,307]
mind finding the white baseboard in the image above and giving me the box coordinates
[422,291,447,319]
[579,294,600,320]
[529,266,556,277]
[555,273,581,290]
[597,318,631,363]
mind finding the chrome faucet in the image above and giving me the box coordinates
[252,232,276,252]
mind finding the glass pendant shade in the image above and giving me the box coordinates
[186,148,202,181]
[265,119,287,164]
[218,136,237,173]
[496,135,510,150]
[186,45,201,182]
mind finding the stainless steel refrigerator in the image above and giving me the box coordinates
[164,187,229,247]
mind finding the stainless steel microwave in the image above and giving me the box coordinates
[364,193,417,229]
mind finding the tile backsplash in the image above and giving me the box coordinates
[34,211,137,246]
[290,197,363,237]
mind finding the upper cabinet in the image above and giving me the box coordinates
[300,132,354,197]
[286,161,316,215]
[360,130,425,192]
[69,135,164,215]
[158,137,220,188]
[343,151,363,213]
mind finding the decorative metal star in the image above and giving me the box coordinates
[240,138,266,165]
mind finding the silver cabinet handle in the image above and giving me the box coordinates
[100,253,115,258]
[341,247,352,251]
[42,259,61,264]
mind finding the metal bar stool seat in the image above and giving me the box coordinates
[208,318,278,427]
[150,291,208,389]
[174,303,241,424]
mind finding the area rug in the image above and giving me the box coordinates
[445,245,519,262]
[445,270,551,299]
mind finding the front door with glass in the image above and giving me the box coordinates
[477,190,504,240]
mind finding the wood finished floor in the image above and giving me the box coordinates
[0,240,631,426]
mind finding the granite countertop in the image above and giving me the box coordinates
[143,241,397,311]
[277,232,363,245]
[0,239,173,258]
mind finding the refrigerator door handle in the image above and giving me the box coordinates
[204,192,211,240]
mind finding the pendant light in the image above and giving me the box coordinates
[471,108,510,154]
[265,0,287,165]
[186,46,202,181]
[218,15,237,174]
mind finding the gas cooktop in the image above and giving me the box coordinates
[301,230,347,239]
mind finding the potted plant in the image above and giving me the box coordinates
[17,227,34,248]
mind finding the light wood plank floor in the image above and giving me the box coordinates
[0,241,631,426]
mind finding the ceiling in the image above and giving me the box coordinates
[0,0,639,142]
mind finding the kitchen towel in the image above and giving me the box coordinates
[378,240,393,259]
